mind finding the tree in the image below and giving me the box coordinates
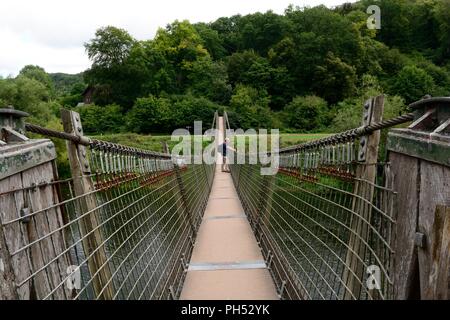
[126,94,219,133]
[414,57,450,97]
[187,58,231,104]
[332,94,405,132]
[126,95,173,133]
[286,5,363,64]
[84,26,140,107]
[210,15,242,55]
[434,0,450,62]
[237,11,292,55]
[226,50,271,89]
[229,85,274,129]
[282,96,329,132]
[19,65,53,92]
[50,72,84,96]
[152,20,211,93]
[132,40,177,96]
[85,26,135,68]
[78,104,124,134]
[193,23,227,60]
[390,65,435,104]
[0,73,62,130]
[170,94,219,129]
[358,0,412,50]
[45,1,450,135]
[312,52,357,104]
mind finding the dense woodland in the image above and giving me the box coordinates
[1,0,450,135]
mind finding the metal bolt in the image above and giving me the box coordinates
[364,102,370,110]
[415,232,426,248]
[360,139,366,147]
[20,208,31,223]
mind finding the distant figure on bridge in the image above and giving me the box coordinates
[219,138,234,172]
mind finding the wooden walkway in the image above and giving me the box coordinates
[180,118,278,300]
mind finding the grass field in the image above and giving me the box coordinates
[89,133,332,152]
[278,133,332,148]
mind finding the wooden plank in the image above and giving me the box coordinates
[21,162,71,299]
[0,173,31,299]
[389,152,420,299]
[418,161,450,299]
[61,109,114,300]
[421,205,450,299]
[0,221,19,299]
[343,95,384,299]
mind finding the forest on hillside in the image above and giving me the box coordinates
[1,0,449,135]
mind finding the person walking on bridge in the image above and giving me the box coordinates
[220,138,234,172]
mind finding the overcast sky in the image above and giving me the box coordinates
[0,0,356,76]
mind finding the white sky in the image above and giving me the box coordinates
[0,0,356,76]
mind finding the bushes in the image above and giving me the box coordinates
[77,104,124,134]
[229,84,275,129]
[170,94,218,129]
[331,93,406,132]
[390,65,435,104]
[125,96,172,133]
[282,95,330,132]
[312,52,357,105]
[126,94,219,134]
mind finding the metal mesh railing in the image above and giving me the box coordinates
[225,108,411,300]
[0,123,215,300]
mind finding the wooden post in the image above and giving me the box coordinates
[1,106,71,300]
[342,95,384,299]
[421,205,450,299]
[0,223,19,299]
[61,109,114,300]
[161,141,170,155]
[387,96,450,300]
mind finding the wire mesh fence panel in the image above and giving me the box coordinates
[223,100,402,301]
[0,136,214,300]
[230,142,396,300]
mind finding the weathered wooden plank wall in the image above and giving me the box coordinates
[0,159,71,299]
[389,153,420,299]
[388,97,450,300]
[418,164,450,299]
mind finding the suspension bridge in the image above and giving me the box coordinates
[0,96,449,300]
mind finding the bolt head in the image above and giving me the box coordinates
[415,232,426,248]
